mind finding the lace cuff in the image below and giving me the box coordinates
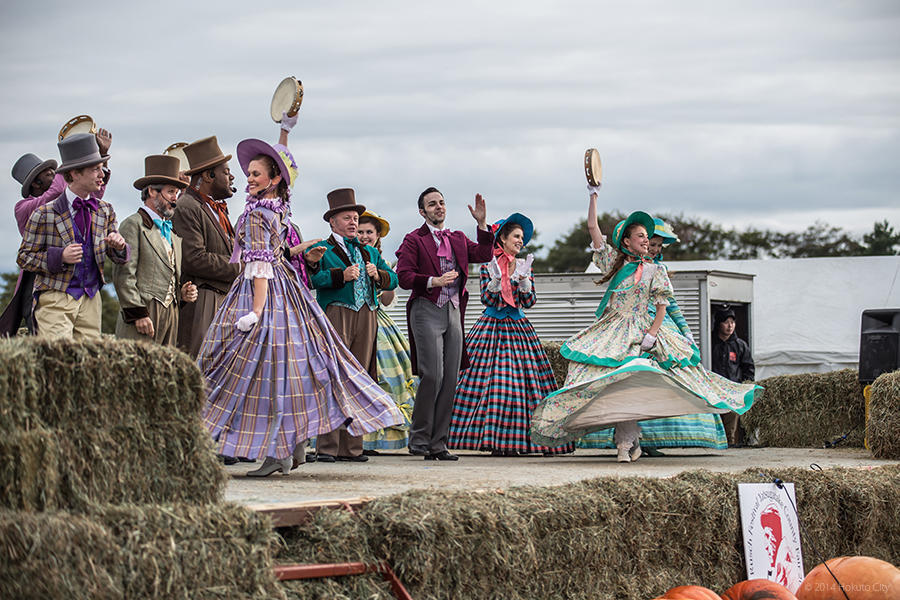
[244,261,275,279]
[243,249,276,263]
[517,277,532,293]
[486,278,502,293]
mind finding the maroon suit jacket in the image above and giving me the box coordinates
[396,223,494,374]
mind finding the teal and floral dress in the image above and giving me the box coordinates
[577,244,728,449]
[531,255,760,448]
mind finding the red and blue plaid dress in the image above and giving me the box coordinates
[448,263,574,454]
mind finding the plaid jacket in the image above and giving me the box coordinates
[17,191,130,294]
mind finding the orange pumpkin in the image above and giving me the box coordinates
[796,556,900,600]
[721,579,798,600]
[659,585,724,599]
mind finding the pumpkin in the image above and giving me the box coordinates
[721,578,798,600]
[796,556,900,600]
[659,585,724,599]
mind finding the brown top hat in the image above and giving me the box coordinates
[133,155,189,190]
[323,188,366,221]
[183,136,232,175]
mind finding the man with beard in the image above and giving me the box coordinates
[395,187,494,460]
[171,136,241,357]
[113,155,198,344]
[17,133,128,339]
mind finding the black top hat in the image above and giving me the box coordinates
[56,133,108,173]
[12,153,58,198]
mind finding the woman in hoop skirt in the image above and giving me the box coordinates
[448,213,574,456]
[199,114,402,476]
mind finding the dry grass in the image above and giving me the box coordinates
[867,370,900,458]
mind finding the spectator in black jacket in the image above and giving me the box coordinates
[711,307,755,446]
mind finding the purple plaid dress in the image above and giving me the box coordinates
[199,198,402,460]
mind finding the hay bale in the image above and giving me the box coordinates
[275,466,899,600]
[741,369,865,447]
[542,340,569,388]
[0,502,284,600]
[867,370,900,458]
[0,427,60,510]
[0,338,226,510]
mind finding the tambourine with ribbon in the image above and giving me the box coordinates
[163,142,190,175]
[58,115,97,141]
[270,76,304,123]
[584,148,602,186]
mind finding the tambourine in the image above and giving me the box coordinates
[59,115,96,141]
[270,76,304,122]
[584,148,602,186]
[163,142,190,174]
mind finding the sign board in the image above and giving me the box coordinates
[738,482,805,593]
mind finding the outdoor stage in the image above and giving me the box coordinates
[225,446,896,505]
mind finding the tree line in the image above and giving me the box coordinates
[529,214,900,273]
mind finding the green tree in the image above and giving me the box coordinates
[782,221,865,258]
[862,220,900,255]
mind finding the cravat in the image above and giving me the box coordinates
[71,196,98,239]
[492,246,517,307]
[434,229,452,259]
[153,218,173,244]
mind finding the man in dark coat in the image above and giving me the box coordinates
[711,307,755,446]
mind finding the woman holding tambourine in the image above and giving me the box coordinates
[530,150,760,462]
[199,80,402,477]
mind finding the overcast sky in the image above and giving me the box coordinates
[1,1,898,270]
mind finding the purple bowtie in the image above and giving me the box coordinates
[435,229,452,260]
[71,196,99,238]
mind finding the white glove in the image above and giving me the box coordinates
[236,312,259,332]
[487,259,502,281]
[587,183,602,197]
[280,111,298,132]
[513,254,534,280]
[517,276,532,294]
[640,333,657,351]
[684,330,695,346]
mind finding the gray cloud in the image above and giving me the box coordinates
[1,0,898,269]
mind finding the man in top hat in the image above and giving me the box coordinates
[171,136,241,357]
[395,187,494,460]
[2,131,112,336]
[17,132,128,340]
[308,188,399,462]
[113,155,199,345]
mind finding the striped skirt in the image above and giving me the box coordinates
[363,308,417,450]
[199,262,402,461]
[577,413,727,449]
[448,312,574,455]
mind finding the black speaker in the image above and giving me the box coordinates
[859,308,900,384]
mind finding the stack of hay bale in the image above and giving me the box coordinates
[0,338,284,599]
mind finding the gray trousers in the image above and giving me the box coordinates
[408,298,463,453]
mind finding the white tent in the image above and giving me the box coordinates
[664,256,900,379]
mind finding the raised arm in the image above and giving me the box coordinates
[587,191,605,249]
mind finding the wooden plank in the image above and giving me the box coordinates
[247,497,375,527]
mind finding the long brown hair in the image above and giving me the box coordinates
[599,222,643,284]
[251,154,289,204]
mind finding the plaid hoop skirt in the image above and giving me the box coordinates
[199,262,403,461]
[448,312,574,455]
[363,308,417,450]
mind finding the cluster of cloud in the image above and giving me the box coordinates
[1,1,897,269]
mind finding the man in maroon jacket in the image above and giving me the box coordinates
[396,187,494,460]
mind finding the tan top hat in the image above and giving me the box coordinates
[133,155,189,190]
[183,136,232,175]
[323,188,366,221]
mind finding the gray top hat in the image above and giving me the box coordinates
[12,153,58,198]
[56,133,109,173]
